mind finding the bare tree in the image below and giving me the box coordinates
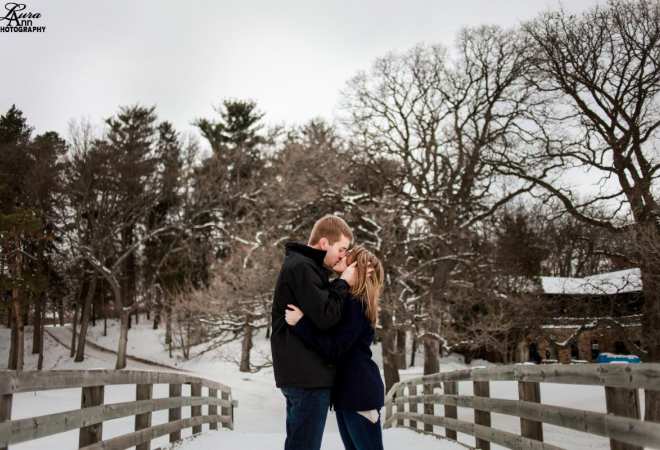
[177,236,276,371]
[490,0,660,420]
[343,26,535,389]
[65,121,177,369]
[443,251,545,363]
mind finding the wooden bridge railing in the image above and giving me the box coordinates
[0,369,238,450]
[383,363,660,450]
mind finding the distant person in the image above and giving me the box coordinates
[270,215,357,450]
[285,245,386,450]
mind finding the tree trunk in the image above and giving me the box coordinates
[423,335,440,375]
[32,293,43,354]
[501,335,510,364]
[22,299,29,328]
[75,276,97,362]
[423,313,441,374]
[8,247,24,371]
[57,296,64,326]
[165,295,172,345]
[379,305,400,392]
[638,219,660,423]
[115,310,130,369]
[91,288,97,327]
[422,322,440,433]
[37,297,45,371]
[102,292,107,336]
[8,319,15,368]
[121,226,136,331]
[152,287,161,330]
[8,288,24,371]
[70,301,79,358]
[152,309,160,330]
[410,334,418,367]
[396,328,407,369]
[184,311,191,359]
[240,317,253,373]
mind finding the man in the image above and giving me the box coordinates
[271,214,357,450]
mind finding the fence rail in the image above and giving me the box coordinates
[383,363,660,450]
[0,369,237,450]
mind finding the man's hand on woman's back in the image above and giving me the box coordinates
[285,304,304,326]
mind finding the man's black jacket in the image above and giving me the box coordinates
[270,241,350,388]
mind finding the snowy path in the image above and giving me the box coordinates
[173,428,469,450]
[44,326,191,372]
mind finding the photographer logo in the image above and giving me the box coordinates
[0,2,45,33]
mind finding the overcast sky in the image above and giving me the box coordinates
[2,0,607,138]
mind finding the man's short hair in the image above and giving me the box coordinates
[309,215,353,246]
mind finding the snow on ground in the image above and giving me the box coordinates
[1,319,633,449]
[172,428,469,450]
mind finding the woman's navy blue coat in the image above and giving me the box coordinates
[292,295,385,411]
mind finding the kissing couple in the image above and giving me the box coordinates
[271,214,386,450]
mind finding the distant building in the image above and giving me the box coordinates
[521,268,643,364]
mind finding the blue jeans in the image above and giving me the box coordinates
[336,409,384,450]
[281,387,331,450]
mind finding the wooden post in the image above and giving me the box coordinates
[79,385,104,448]
[384,394,393,429]
[443,381,458,440]
[423,381,434,433]
[221,391,231,429]
[409,383,418,430]
[135,384,153,450]
[209,388,218,430]
[396,384,404,427]
[518,381,543,442]
[191,383,202,435]
[0,393,12,450]
[474,381,491,450]
[605,386,642,450]
[168,383,182,443]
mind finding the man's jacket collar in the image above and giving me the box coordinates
[285,241,327,269]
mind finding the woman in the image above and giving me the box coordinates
[285,245,385,450]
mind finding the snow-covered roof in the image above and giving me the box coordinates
[540,268,641,296]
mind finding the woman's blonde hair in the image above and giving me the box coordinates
[346,245,384,327]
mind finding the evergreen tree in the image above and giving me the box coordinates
[105,105,159,318]
[0,106,66,370]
